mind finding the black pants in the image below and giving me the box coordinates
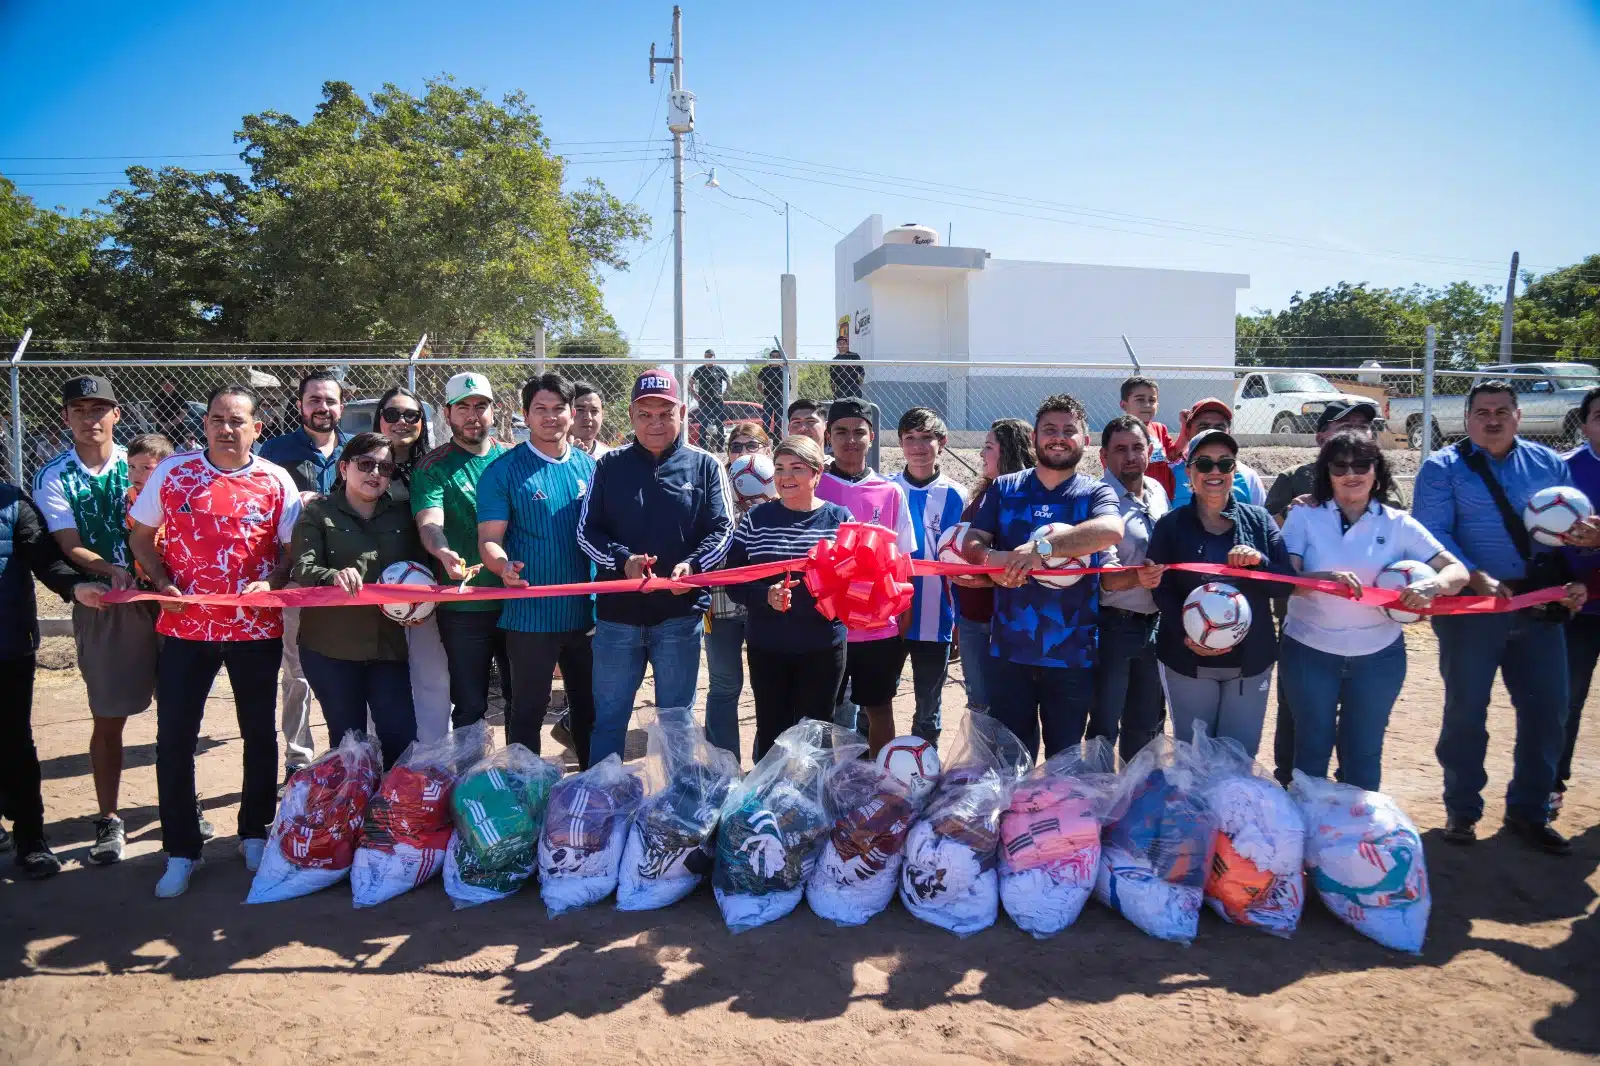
[156,637,281,860]
[0,655,44,845]
[506,628,596,768]
[1561,612,1600,792]
[747,643,847,762]
[436,608,513,729]
[299,648,417,769]
[1271,599,1295,786]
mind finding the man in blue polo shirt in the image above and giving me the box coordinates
[962,393,1123,760]
[259,370,347,776]
[1413,379,1596,854]
[1557,385,1600,820]
[477,372,597,768]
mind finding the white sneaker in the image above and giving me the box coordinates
[239,838,266,873]
[155,857,199,898]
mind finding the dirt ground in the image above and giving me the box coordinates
[2,624,1596,1066]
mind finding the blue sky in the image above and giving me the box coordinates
[3,0,1597,361]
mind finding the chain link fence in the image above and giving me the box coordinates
[4,344,1592,503]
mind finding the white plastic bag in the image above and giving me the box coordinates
[805,757,919,927]
[1191,724,1305,937]
[442,743,564,909]
[999,737,1116,938]
[247,732,382,904]
[617,708,741,911]
[1291,771,1430,953]
[899,715,1033,937]
[714,719,868,933]
[351,721,493,908]
[538,753,646,917]
[1094,733,1216,944]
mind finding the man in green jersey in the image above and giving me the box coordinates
[33,376,164,864]
[413,372,513,728]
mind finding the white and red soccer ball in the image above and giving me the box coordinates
[1375,559,1438,624]
[935,521,971,566]
[1524,485,1593,547]
[876,735,942,805]
[728,453,777,509]
[1027,523,1090,589]
[1182,582,1252,651]
[380,560,437,623]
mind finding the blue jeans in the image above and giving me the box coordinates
[591,615,704,765]
[1279,634,1405,793]
[987,656,1094,762]
[906,639,950,744]
[435,607,512,729]
[300,647,418,770]
[1089,608,1165,763]
[703,613,746,758]
[956,617,992,713]
[1434,612,1569,824]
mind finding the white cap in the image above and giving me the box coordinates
[445,372,493,405]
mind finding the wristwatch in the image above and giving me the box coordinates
[1032,537,1053,559]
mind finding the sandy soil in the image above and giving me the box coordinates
[3,625,1596,1066]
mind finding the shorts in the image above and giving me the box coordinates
[836,636,909,707]
[73,600,161,718]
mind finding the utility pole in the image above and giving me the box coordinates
[1500,250,1519,362]
[650,6,691,439]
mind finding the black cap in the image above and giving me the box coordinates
[1316,398,1380,432]
[1185,428,1239,459]
[61,375,117,407]
[826,397,874,428]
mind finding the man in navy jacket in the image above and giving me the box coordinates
[578,368,733,763]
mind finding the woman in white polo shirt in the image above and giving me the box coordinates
[1280,431,1468,791]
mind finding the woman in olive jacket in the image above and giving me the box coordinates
[290,432,426,767]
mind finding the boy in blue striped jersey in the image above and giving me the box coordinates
[893,408,968,743]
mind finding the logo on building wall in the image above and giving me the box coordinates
[854,311,871,336]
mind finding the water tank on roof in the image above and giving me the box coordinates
[883,222,940,246]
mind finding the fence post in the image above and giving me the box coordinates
[9,328,31,486]
[407,333,427,393]
[1420,324,1436,454]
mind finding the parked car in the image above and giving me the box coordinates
[687,398,779,448]
[1390,362,1600,450]
[339,398,447,446]
[1232,371,1388,435]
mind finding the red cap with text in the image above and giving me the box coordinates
[631,367,682,403]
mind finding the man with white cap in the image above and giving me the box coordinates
[412,371,513,730]
[578,368,734,764]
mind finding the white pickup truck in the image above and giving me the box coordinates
[1389,362,1600,450]
[1232,371,1385,436]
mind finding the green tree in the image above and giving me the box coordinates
[1514,255,1600,362]
[0,176,112,338]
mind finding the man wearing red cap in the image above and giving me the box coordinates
[578,369,734,764]
[1169,398,1266,508]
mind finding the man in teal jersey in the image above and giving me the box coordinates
[34,376,163,864]
[478,373,598,767]
[413,372,512,729]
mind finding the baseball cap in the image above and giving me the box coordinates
[61,375,117,407]
[826,397,874,427]
[1185,428,1239,459]
[1186,397,1233,423]
[631,367,682,403]
[1316,398,1380,432]
[445,372,493,405]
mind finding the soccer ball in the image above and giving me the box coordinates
[1374,559,1438,625]
[935,521,971,566]
[728,453,777,508]
[380,560,437,623]
[876,736,942,804]
[1028,523,1089,589]
[1181,582,1251,651]
[1524,485,1593,547]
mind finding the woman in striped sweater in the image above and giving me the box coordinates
[723,435,853,759]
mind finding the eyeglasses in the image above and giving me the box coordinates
[1189,456,1236,474]
[381,406,422,425]
[350,456,399,478]
[1329,459,1375,476]
[727,440,763,454]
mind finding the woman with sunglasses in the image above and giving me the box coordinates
[703,421,772,757]
[1278,430,1467,791]
[1142,429,1293,756]
[371,387,434,503]
[290,432,426,768]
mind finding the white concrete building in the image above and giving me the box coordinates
[834,215,1250,431]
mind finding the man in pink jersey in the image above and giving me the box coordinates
[130,384,303,898]
[815,398,918,753]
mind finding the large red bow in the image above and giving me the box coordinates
[802,522,915,630]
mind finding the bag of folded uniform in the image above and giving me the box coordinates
[247,731,382,904]
[538,753,646,917]
[804,755,921,927]
[442,743,564,909]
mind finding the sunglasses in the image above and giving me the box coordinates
[1330,459,1375,476]
[381,406,422,425]
[350,456,399,478]
[1189,456,1236,474]
[727,440,763,454]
